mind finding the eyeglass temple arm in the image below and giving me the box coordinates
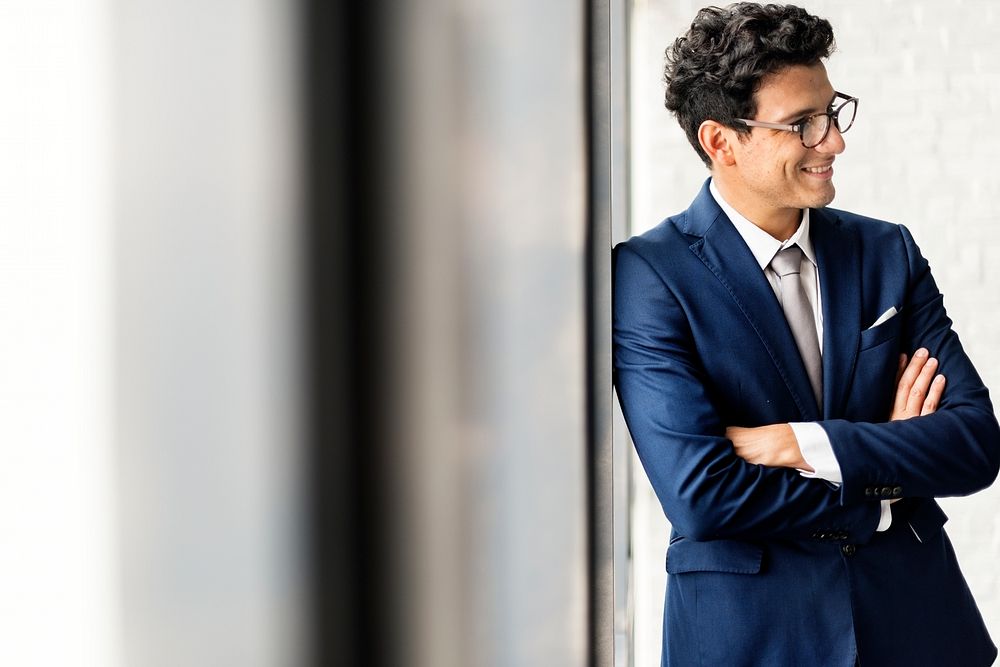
[736,119,800,131]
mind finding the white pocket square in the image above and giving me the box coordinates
[866,306,899,330]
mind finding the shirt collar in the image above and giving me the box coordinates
[709,178,816,270]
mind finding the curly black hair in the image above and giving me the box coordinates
[664,3,835,167]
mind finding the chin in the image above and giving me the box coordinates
[807,185,836,209]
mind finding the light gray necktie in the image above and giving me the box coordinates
[771,245,823,409]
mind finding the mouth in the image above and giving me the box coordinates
[801,162,834,179]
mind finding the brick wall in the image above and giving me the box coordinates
[629,0,1000,661]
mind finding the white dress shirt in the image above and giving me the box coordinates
[709,180,892,531]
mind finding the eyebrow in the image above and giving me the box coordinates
[778,92,838,124]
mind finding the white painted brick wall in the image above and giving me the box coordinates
[629,1,1000,662]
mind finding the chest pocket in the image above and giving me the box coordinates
[859,310,903,351]
[850,313,904,420]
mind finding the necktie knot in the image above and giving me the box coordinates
[771,245,804,277]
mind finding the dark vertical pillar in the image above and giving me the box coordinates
[302,2,387,665]
[587,0,614,663]
[589,0,632,664]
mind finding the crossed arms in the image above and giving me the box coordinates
[613,224,1000,543]
[729,349,946,471]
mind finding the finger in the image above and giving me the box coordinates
[895,349,928,408]
[726,427,746,448]
[890,353,909,418]
[921,375,946,416]
[895,353,908,387]
[905,356,939,415]
[728,428,755,460]
[893,349,929,415]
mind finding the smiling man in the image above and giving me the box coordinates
[613,3,1000,666]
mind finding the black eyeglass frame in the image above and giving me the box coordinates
[735,91,859,148]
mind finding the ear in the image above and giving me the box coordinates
[698,120,737,167]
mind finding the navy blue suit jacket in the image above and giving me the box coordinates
[613,180,1000,666]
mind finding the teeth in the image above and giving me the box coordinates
[804,165,831,173]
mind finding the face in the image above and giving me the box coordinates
[726,62,846,224]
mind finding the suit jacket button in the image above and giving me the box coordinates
[865,487,873,497]
[881,487,892,497]
[893,486,903,496]
[841,544,857,557]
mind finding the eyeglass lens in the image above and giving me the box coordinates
[803,97,857,147]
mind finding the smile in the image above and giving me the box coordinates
[802,163,835,180]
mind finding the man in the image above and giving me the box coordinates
[613,3,1000,665]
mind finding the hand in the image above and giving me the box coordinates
[728,347,947,472]
[890,348,946,420]
[727,424,809,470]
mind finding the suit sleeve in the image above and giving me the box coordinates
[613,244,880,543]
[820,225,1000,504]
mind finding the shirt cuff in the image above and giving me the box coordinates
[876,500,893,532]
[790,422,843,484]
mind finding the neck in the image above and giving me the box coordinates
[712,176,801,241]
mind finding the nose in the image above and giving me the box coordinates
[816,122,846,154]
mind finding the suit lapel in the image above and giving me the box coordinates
[810,207,861,419]
[683,182,822,420]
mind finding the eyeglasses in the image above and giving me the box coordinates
[735,92,859,148]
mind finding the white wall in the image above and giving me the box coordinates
[630,0,1000,662]
[0,2,118,665]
